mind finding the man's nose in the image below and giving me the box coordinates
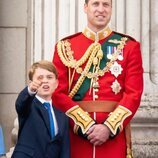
[97,4,104,12]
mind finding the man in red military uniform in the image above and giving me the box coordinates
[52,0,143,157]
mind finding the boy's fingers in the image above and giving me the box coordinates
[32,79,42,87]
[29,81,40,91]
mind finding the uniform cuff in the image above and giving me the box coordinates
[66,105,95,134]
[103,105,132,135]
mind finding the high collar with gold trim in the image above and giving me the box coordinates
[82,26,112,42]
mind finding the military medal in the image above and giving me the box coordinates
[107,46,114,59]
[110,61,123,77]
[118,50,123,61]
[111,79,121,94]
[118,54,123,61]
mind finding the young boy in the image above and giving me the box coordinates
[11,60,70,158]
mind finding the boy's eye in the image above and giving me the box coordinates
[47,76,53,79]
[38,76,43,80]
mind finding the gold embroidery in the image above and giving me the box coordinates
[83,26,112,42]
[104,106,132,135]
[66,106,95,134]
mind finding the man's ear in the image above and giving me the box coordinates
[84,3,88,14]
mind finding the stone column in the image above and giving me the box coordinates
[0,0,28,151]
[112,0,158,157]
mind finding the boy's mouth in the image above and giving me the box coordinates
[42,85,49,90]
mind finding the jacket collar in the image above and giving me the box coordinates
[35,95,52,105]
[82,26,112,42]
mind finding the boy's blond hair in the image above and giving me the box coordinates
[28,60,58,81]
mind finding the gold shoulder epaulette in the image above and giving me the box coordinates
[66,105,95,134]
[104,105,132,135]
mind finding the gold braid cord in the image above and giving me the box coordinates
[57,40,102,98]
[68,44,101,98]
[126,147,134,158]
[57,40,98,69]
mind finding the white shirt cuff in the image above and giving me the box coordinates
[27,86,37,96]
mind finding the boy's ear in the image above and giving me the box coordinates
[55,79,59,89]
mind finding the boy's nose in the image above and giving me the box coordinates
[42,77,48,82]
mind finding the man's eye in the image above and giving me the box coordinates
[103,3,111,7]
[92,2,99,6]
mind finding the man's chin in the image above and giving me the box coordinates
[96,20,109,27]
[96,24,107,30]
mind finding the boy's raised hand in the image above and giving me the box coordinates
[29,79,42,93]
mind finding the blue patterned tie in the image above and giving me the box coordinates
[43,102,55,138]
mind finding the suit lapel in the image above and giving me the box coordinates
[34,98,63,139]
[33,98,52,137]
[53,106,63,135]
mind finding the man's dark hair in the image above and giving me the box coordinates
[85,0,89,4]
[85,0,112,4]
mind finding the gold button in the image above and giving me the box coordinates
[82,116,86,119]
[95,95,98,99]
[114,116,117,120]
[85,118,89,121]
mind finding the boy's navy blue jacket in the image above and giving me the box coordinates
[11,87,70,158]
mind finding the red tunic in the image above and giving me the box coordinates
[52,30,143,158]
